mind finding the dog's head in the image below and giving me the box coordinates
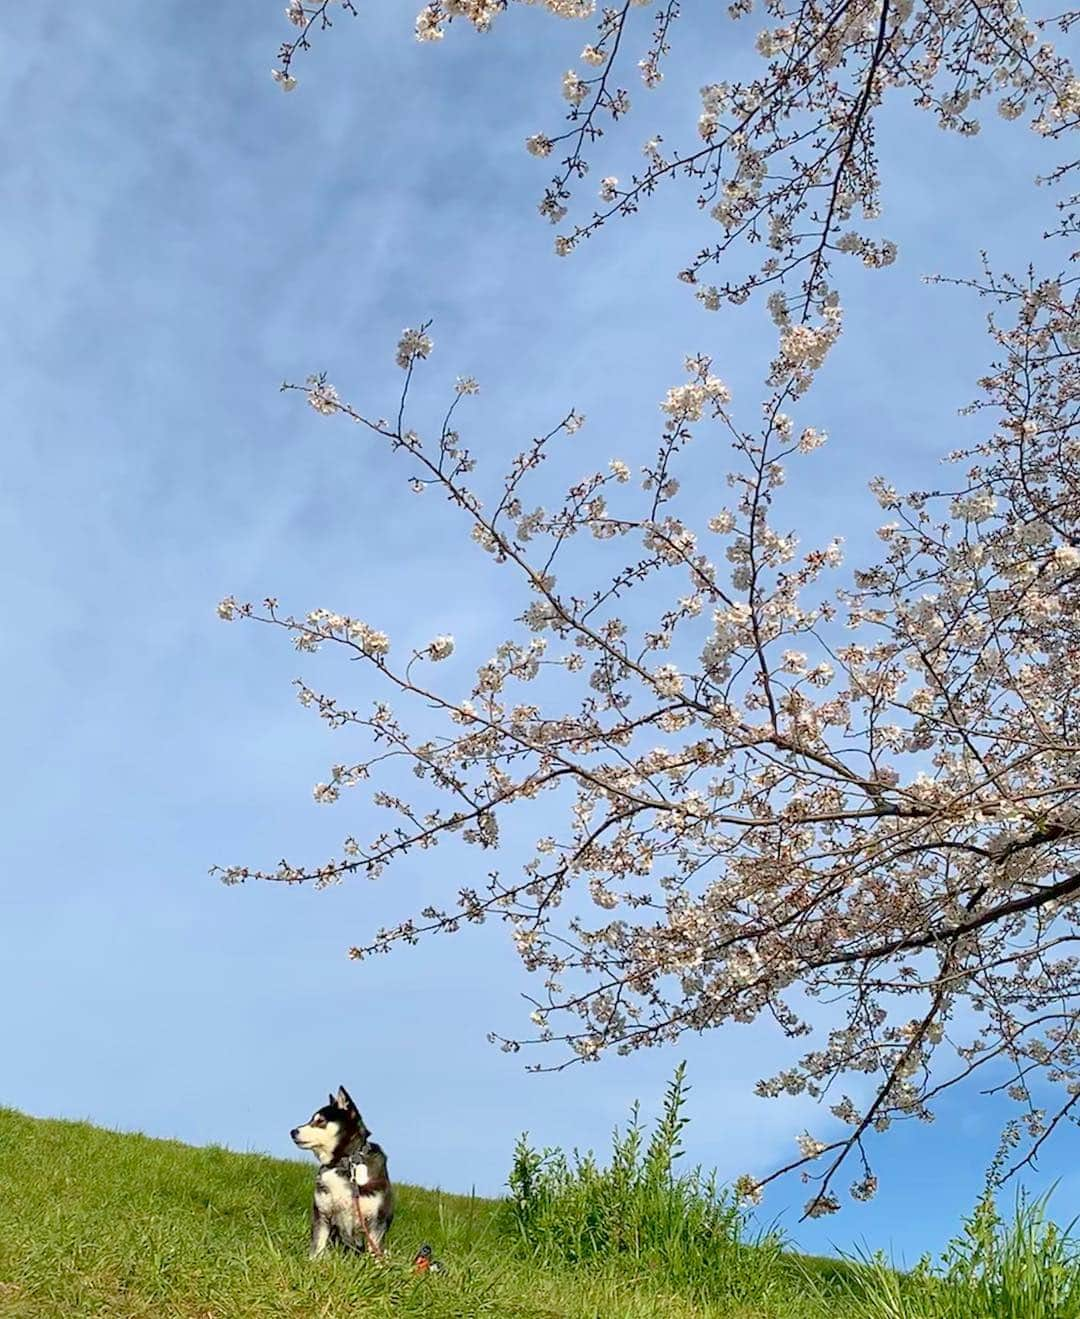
[290,1085,369,1164]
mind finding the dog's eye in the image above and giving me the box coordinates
[312,1116,325,1127]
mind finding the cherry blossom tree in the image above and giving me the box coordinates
[219,0,1080,1215]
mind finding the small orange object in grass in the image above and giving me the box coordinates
[412,1243,442,1274]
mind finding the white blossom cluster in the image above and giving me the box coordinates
[396,326,434,370]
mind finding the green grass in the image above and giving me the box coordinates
[841,1191,1080,1319]
[2,1092,1079,1318]
[0,1103,814,1318]
[502,1062,818,1311]
[0,1098,851,1319]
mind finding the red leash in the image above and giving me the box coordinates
[351,1186,384,1258]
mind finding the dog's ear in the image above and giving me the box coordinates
[328,1092,337,1109]
[336,1085,357,1115]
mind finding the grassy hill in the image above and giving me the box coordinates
[0,1105,852,1319]
[2,1104,1078,1318]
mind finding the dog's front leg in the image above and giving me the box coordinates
[309,1205,331,1259]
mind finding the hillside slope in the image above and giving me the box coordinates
[0,1107,835,1319]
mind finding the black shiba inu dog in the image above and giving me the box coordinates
[290,1085,394,1258]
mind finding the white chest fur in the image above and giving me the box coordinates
[315,1168,356,1226]
[315,1162,385,1235]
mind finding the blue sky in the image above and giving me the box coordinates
[3,0,1076,1263]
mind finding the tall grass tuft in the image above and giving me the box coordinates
[842,1187,1080,1319]
[503,1062,792,1307]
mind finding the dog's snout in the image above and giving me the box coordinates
[290,1128,300,1140]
